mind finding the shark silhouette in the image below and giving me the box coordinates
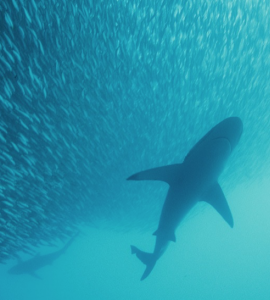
[128,117,243,280]
[8,232,79,278]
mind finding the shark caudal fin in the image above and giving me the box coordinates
[131,245,157,280]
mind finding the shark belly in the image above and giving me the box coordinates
[155,186,198,241]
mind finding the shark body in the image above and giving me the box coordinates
[8,232,79,278]
[128,117,243,280]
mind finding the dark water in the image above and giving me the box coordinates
[1,0,270,299]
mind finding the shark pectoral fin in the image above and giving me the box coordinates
[29,272,42,280]
[201,182,234,228]
[127,164,183,185]
[153,229,176,242]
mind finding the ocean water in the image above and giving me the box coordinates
[1,0,270,299]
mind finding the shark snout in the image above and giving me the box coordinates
[227,117,243,149]
[214,117,243,151]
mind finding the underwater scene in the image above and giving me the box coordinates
[1,0,270,299]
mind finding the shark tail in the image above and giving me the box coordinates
[131,245,157,281]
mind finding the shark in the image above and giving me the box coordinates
[8,232,79,278]
[127,117,243,280]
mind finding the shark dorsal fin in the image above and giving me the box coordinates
[127,164,183,185]
[201,182,234,228]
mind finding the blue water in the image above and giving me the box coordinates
[1,0,270,299]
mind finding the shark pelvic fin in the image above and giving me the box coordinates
[131,245,156,281]
[127,164,183,185]
[201,182,234,228]
[153,229,176,242]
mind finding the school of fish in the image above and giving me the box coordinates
[1,0,270,264]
